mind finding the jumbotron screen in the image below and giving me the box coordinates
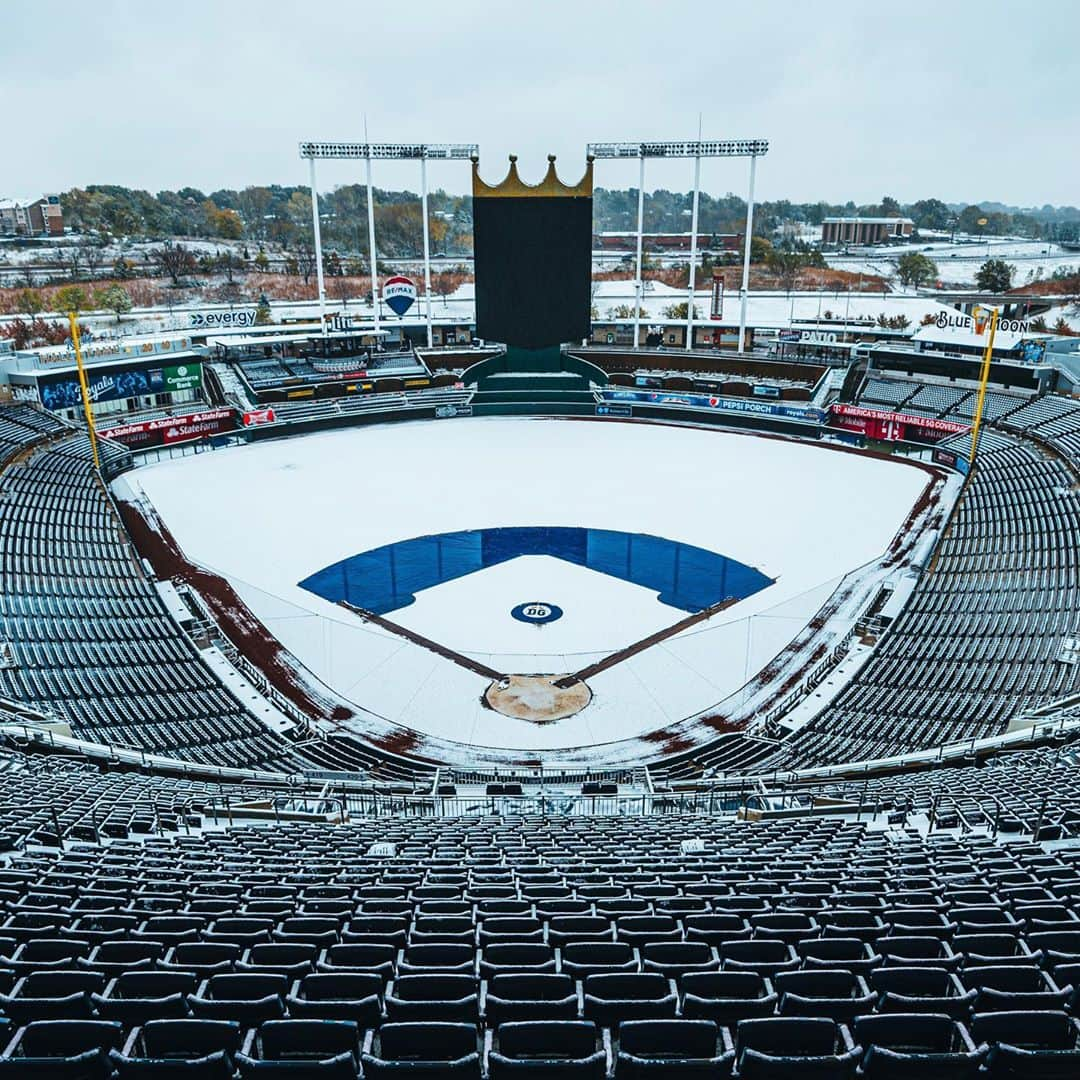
[472,194,593,349]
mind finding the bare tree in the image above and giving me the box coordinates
[215,250,244,284]
[767,250,803,294]
[432,270,464,307]
[330,276,353,308]
[151,241,197,286]
[81,240,106,281]
[294,243,317,286]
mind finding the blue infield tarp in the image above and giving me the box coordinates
[299,526,773,616]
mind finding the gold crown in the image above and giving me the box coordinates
[472,154,593,198]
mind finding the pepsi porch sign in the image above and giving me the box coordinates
[383,276,418,316]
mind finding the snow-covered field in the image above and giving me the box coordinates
[118,417,929,756]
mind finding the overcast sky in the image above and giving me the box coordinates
[4,0,1077,207]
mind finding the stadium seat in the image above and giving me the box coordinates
[386,973,480,1022]
[871,966,976,1017]
[615,1018,734,1078]
[318,942,397,981]
[0,1019,124,1077]
[854,1013,983,1078]
[480,943,558,978]
[972,1010,1080,1078]
[236,1019,362,1077]
[187,973,288,1023]
[0,970,105,1022]
[92,971,197,1023]
[582,973,678,1025]
[734,1017,860,1078]
[486,973,580,1025]
[961,965,1071,1013]
[362,1021,481,1079]
[111,1018,242,1077]
[775,970,876,1021]
[640,942,719,978]
[487,1021,607,1079]
[561,942,638,980]
[680,971,778,1022]
[719,939,799,976]
[239,942,319,978]
[286,972,384,1023]
[161,943,241,978]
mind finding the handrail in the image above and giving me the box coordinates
[678,692,1080,791]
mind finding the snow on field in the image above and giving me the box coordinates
[392,557,681,659]
[118,417,928,755]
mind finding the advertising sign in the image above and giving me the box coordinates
[242,408,277,426]
[710,273,724,320]
[161,363,202,392]
[600,389,825,424]
[383,276,418,317]
[189,310,256,330]
[1020,339,1046,364]
[596,404,633,417]
[35,336,193,366]
[435,404,473,419]
[98,408,235,449]
[830,403,969,434]
[932,310,1029,336]
[829,403,969,445]
[39,362,203,411]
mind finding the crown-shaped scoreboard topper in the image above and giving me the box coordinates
[471,154,594,198]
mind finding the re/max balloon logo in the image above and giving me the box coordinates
[383,276,417,316]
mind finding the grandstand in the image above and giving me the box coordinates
[0,334,1078,1074]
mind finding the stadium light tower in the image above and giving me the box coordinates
[299,142,478,345]
[587,139,768,352]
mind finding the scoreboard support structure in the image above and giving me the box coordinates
[299,141,478,347]
[587,139,768,351]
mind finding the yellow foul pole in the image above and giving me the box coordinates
[68,312,101,473]
[968,306,999,469]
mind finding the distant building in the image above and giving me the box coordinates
[0,195,64,237]
[821,216,913,246]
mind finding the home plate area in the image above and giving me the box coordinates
[485,674,593,724]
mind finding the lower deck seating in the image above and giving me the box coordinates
[0,815,1075,1073]
[660,413,1080,782]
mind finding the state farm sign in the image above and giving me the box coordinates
[98,408,236,449]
